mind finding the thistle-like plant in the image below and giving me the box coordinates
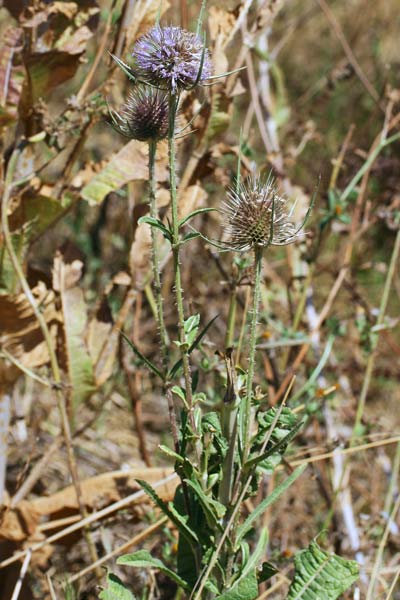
[102,14,359,600]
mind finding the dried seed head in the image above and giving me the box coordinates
[109,86,169,142]
[221,175,302,251]
[131,25,212,92]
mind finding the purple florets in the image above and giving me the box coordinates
[132,26,212,92]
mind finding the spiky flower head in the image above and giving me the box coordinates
[108,86,169,142]
[131,25,212,92]
[221,175,302,252]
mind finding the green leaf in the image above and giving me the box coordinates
[138,216,173,242]
[169,315,219,378]
[215,569,258,600]
[287,541,359,600]
[240,528,269,581]
[136,479,199,546]
[174,484,208,589]
[184,478,226,526]
[245,420,304,470]
[159,444,184,463]
[184,314,200,346]
[0,230,28,293]
[236,464,307,544]
[109,53,136,81]
[121,331,164,380]
[63,581,78,600]
[179,207,217,227]
[99,572,136,600]
[181,231,201,244]
[118,550,190,591]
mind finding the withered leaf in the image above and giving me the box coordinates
[81,140,169,205]
[178,184,208,221]
[52,253,96,413]
[0,283,59,388]
[0,501,40,542]
[129,221,153,290]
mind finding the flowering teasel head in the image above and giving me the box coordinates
[108,86,169,142]
[221,175,304,252]
[131,25,212,93]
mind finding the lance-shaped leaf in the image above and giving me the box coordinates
[169,315,219,379]
[118,550,190,591]
[287,541,359,600]
[136,479,199,546]
[215,569,258,600]
[184,477,226,527]
[138,216,173,242]
[245,419,305,470]
[179,207,216,228]
[121,331,164,381]
[236,464,307,544]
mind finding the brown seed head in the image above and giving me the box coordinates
[221,175,301,251]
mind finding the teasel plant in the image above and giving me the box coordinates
[101,8,360,600]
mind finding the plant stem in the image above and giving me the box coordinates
[168,92,199,450]
[1,145,100,572]
[225,283,237,349]
[351,227,400,443]
[147,140,180,453]
[242,245,263,464]
[148,139,169,371]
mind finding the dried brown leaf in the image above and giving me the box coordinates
[126,0,171,45]
[0,501,40,542]
[31,467,175,520]
[52,253,96,412]
[129,222,152,290]
[178,184,208,220]
[0,284,59,385]
[81,140,169,205]
[92,288,135,387]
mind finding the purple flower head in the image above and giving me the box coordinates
[108,86,169,142]
[132,26,212,92]
[221,175,302,251]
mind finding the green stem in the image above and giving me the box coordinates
[351,227,400,443]
[340,132,400,202]
[168,92,199,448]
[147,140,180,453]
[225,285,237,349]
[148,140,169,372]
[242,245,263,464]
